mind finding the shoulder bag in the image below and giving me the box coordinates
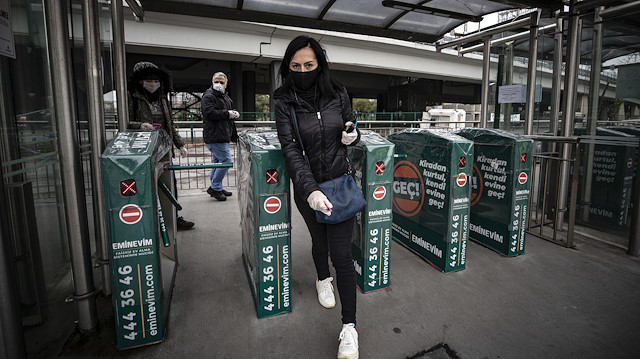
[289,106,366,224]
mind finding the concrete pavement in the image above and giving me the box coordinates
[59,187,640,359]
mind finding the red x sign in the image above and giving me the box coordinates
[375,161,385,175]
[266,169,278,184]
[458,156,466,168]
[520,153,527,163]
[119,179,137,197]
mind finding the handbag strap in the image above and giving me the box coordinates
[289,105,353,175]
[289,105,312,169]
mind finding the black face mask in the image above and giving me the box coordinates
[290,67,320,91]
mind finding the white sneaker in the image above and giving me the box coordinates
[316,277,336,308]
[338,323,359,359]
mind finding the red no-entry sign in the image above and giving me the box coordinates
[456,173,467,187]
[263,196,281,214]
[518,172,528,185]
[119,204,143,224]
[373,186,386,200]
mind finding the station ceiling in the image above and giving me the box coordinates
[138,0,563,43]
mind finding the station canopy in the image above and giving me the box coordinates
[139,0,640,64]
[140,0,563,43]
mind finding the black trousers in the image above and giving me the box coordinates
[294,191,357,325]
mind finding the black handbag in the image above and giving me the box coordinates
[289,106,366,224]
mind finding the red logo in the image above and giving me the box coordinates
[456,173,467,187]
[393,160,424,217]
[119,204,143,225]
[373,186,386,200]
[518,172,528,185]
[263,196,281,214]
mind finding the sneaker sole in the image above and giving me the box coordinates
[337,351,358,359]
[318,296,336,309]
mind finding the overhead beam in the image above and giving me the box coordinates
[124,0,144,21]
[459,24,555,54]
[437,17,530,51]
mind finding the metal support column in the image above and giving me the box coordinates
[493,54,504,129]
[111,0,128,131]
[82,0,111,295]
[44,0,98,332]
[524,10,541,135]
[557,1,581,229]
[581,6,604,222]
[480,37,491,128]
[0,59,27,359]
[550,14,564,138]
[629,145,640,256]
[503,43,514,130]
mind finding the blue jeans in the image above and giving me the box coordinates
[206,142,232,191]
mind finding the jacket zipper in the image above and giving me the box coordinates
[317,111,327,177]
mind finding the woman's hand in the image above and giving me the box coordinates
[341,121,357,145]
[307,190,333,216]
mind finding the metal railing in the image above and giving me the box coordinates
[526,135,581,248]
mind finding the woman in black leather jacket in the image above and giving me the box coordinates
[274,35,361,359]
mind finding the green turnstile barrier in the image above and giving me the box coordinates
[388,129,473,273]
[102,131,176,349]
[348,131,394,292]
[574,127,637,229]
[456,128,533,257]
[102,131,234,349]
[238,130,291,318]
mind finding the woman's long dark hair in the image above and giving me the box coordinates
[278,35,342,98]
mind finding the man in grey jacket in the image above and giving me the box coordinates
[202,72,239,201]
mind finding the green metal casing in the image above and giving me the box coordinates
[456,128,533,256]
[348,131,394,292]
[574,127,637,229]
[238,130,292,318]
[101,131,173,349]
[388,129,473,273]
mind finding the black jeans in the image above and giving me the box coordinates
[294,191,357,325]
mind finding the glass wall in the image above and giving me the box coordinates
[2,0,74,356]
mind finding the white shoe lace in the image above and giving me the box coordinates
[338,324,358,354]
[319,277,334,298]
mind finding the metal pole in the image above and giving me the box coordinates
[524,10,541,135]
[504,43,513,130]
[82,0,111,295]
[557,0,581,229]
[628,145,640,256]
[44,0,98,332]
[111,0,128,131]
[581,6,604,222]
[494,54,503,129]
[481,37,491,128]
[550,15,563,138]
[0,59,26,358]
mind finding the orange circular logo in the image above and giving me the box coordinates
[393,160,424,217]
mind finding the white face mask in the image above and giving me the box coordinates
[143,81,161,93]
[213,83,225,93]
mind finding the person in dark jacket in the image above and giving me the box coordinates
[202,72,239,201]
[274,35,361,359]
[127,61,194,230]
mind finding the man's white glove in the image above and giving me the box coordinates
[140,122,154,131]
[179,146,188,158]
[228,110,240,119]
[341,121,357,145]
[307,190,333,216]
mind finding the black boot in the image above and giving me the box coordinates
[177,216,194,230]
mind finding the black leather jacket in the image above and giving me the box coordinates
[274,86,360,201]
